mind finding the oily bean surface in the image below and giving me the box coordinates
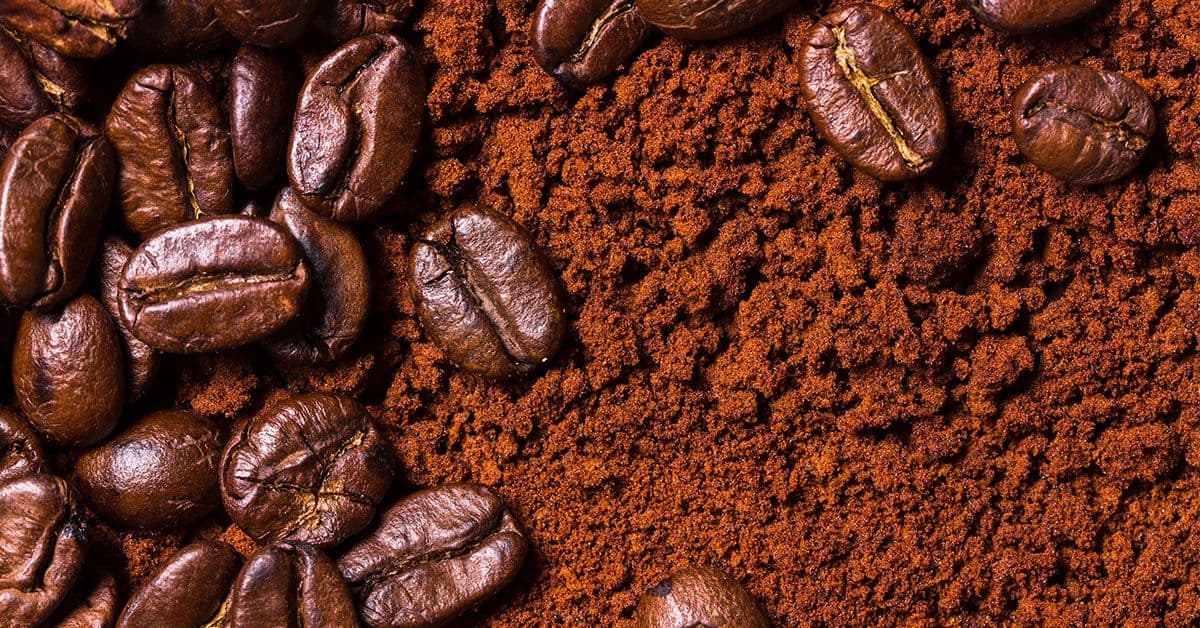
[800,4,947,182]
[98,237,160,400]
[214,0,317,47]
[636,566,768,628]
[0,30,87,130]
[229,46,295,191]
[337,484,528,628]
[314,0,411,42]
[409,207,566,379]
[0,474,86,627]
[118,216,311,354]
[634,0,797,40]
[961,0,1103,33]
[532,0,651,86]
[116,540,242,628]
[47,565,118,628]
[0,407,46,483]
[225,541,358,628]
[0,0,141,58]
[126,0,229,57]
[1012,65,1155,186]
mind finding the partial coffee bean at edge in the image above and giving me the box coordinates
[636,565,769,628]
[116,540,242,628]
[0,406,46,483]
[0,0,142,58]
[961,0,1103,33]
[635,0,798,40]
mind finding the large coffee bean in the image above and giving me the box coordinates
[1012,65,1155,186]
[409,207,566,379]
[13,295,124,448]
[222,393,393,548]
[214,0,317,48]
[288,34,424,223]
[0,114,113,311]
[532,0,651,86]
[0,29,87,130]
[0,408,45,483]
[337,484,528,628]
[0,474,87,626]
[0,0,141,58]
[46,564,119,628]
[636,566,768,628]
[225,541,358,627]
[106,64,234,240]
[98,237,160,400]
[800,5,948,181]
[126,0,230,57]
[634,0,797,40]
[313,0,411,42]
[961,0,1102,33]
[229,46,296,191]
[118,216,311,354]
[116,540,242,628]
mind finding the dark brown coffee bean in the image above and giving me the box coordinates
[263,188,370,363]
[800,5,948,182]
[214,0,317,48]
[98,237,160,400]
[116,540,242,628]
[106,64,234,240]
[0,114,113,311]
[126,0,230,57]
[0,28,88,130]
[1012,65,1155,186]
[0,474,87,626]
[0,0,141,58]
[313,0,411,42]
[532,0,651,86]
[636,566,768,628]
[288,33,425,223]
[409,207,566,379]
[229,45,295,191]
[222,393,393,548]
[634,0,796,40]
[961,0,1102,33]
[13,295,124,448]
[118,216,311,354]
[226,541,358,628]
[0,407,46,483]
[46,564,118,628]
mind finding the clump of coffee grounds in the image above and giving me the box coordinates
[103,0,1200,624]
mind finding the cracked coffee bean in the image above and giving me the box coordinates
[409,206,566,379]
[221,392,394,548]
[961,0,1103,33]
[0,0,141,58]
[1012,65,1155,186]
[98,237,160,400]
[532,0,652,86]
[800,4,947,182]
[0,28,88,130]
[635,0,797,40]
[229,45,296,191]
[0,407,46,483]
[106,64,234,240]
[636,566,768,628]
[0,474,87,626]
[214,0,317,48]
[313,0,411,42]
[337,484,528,628]
[117,216,311,354]
[116,540,242,628]
[47,564,119,628]
[0,114,113,311]
[126,0,230,57]
[225,541,359,628]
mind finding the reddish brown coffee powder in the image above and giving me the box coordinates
[86,0,1200,623]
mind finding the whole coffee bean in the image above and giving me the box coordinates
[0,29,87,130]
[118,216,311,354]
[532,0,652,86]
[214,0,317,48]
[106,64,234,240]
[13,295,124,448]
[961,0,1102,33]
[222,393,393,548]
[116,540,242,628]
[229,46,295,191]
[409,207,566,379]
[47,564,118,628]
[314,0,411,42]
[98,237,160,400]
[288,33,425,223]
[1012,65,1155,186]
[225,541,358,627]
[634,0,797,40]
[337,484,528,628]
[0,0,141,58]
[126,0,230,57]
[0,407,46,483]
[636,566,768,628]
[0,114,113,311]
[800,5,948,182]
[0,474,86,626]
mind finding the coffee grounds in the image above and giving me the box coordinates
[91,0,1200,623]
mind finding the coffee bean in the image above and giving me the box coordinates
[98,237,160,400]
[13,294,124,448]
[228,46,295,191]
[636,566,768,628]
[0,28,88,130]
[1012,65,1155,186]
[532,0,651,86]
[126,0,230,57]
[106,64,234,240]
[409,207,566,379]
[961,0,1102,33]
[337,484,528,628]
[0,114,113,311]
[288,33,425,223]
[116,540,242,628]
[225,541,358,628]
[214,0,317,48]
[313,0,411,42]
[118,216,311,354]
[46,564,119,628]
[0,474,87,626]
[0,407,46,483]
[0,0,141,58]
[635,0,796,40]
[800,5,948,182]
[222,393,393,548]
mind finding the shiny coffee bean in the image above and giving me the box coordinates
[314,0,411,42]
[215,0,317,48]
[13,295,124,448]
[225,541,358,628]
[0,114,113,311]
[0,0,141,58]
[1012,65,1155,186]
[106,64,234,240]
[0,407,46,483]
[0,474,86,626]
[126,0,229,57]
[116,540,242,628]
[532,0,651,86]
[962,0,1102,33]
[337,484,528,628]
[635,0,797,40]
[47,564,119,628]
[409,207,566,379]
[118,216,311,354]
[636,566,768,628]
[229,46,295,191]
[222,393,393,548]
[288,33,425,223]
[800,5,947,181]
[98,237,160,400]
[0,29,87,130]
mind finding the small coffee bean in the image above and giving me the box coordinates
[0,0,141,58]
[118,216,311,354]
[0,28,88,130]
[214,0,317,48]
[225,541,358,628]
[337,484,528,628]
[116,540,242,628]
[222,393,393,548]
[126,0,230,57]
[636,566,768,628]
[409,207,566,379]
[0,474,87,626]
[288,33,425,223]
[800,5,948,182]
[313,0,411,42]
[98,237,160,400]
[106,64,234,240]
[1012,65,1155,186]
[13,294,124,448]
[229,46,296,191]
[0,407,46,483]
[46,564,119,628]
[532,0,651,86]
[0,114,113,311]
[961,0,1102,33]
[634,0,797,40]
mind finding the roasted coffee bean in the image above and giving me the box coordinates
[229,46,295,191]
[636,566,768,628]
[800,5,948,182]
[13,295,124,448]
[47,564,119,628]
[961,0,1102,33]
[98,237,160,400]
[0,28,87,130]
[107,64,234,239]
[0,114,113,311]
[635,0,797,40]
[0,0,141,58]
[0,407,46,483]
[1012,65,1155,186]
[263,188,370,363]
[118,216,311,354]
[338,484,527,628]
[126,0,229,57]
[215,0,317,48]
[313,0,411,42]
[0,474,86,626]
[288,34,425,223]
[409,207,566,379]
[225,541,358,627]
[116,540,242,628]
[222,393,393,548]
[532,0,652,86]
